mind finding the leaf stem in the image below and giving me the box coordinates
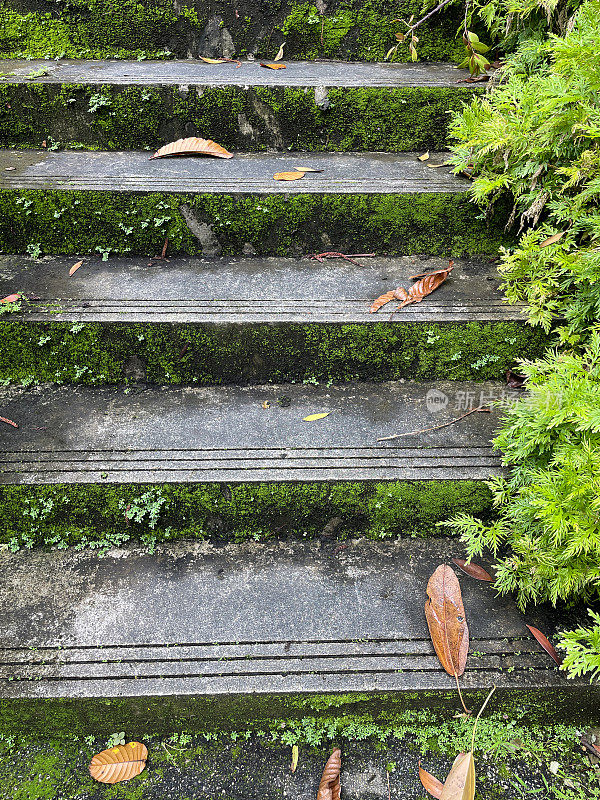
[377,406,490,442]
[454,670,471,715]
[470,685,497,752]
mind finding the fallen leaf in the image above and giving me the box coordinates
[1,293,20,304]
[317,748,341,800]
[89,742,148,784]
[5,166,16,171]
[427,162,451,168]
[150,137,233,160]
[419,761,444,799]
[274,42,285,61]
[69,260,83,276]
[526,624,562,666]
[451,558,493,582]
[273,171,305,181]
[425,564,469,677]
[199,56,242,67]
[303,412,331,421]
[262,400,271,409]
[540,230,567,248]
[369,287,408,313]
[505,369,526,389]
[261,62,286,70]
[440,751,475,800]
[419,151,430,161]
[398,264,454,308]
[0,416,18,428]
[293,167,324,173]
[290,744,299,773]
[549,761,560,775]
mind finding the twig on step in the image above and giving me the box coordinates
[377,406,490,442]
[308,251,376,268]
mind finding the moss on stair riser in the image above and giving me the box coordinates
[0,0,466,62]
[0,320,548,386]
[0,190,509,257]
[0,480,493,549]
[0,84,478,153]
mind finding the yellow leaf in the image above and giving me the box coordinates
[303,412,331,421]
[293,167,323,173]
[290,744,299,773]
[418,152,430,161]
[69,260,83,276]
[273,171,305,181]
[539,230,567,248]
[260,62,286,70]
[440,751,475,800]
[274,42,285,61]
[199,57,228,64]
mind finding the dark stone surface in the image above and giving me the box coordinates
[0,254,517,323]
[0,149,467,193]
[0,538,592,703]
[0,380,508,483]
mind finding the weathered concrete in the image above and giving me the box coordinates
[0,381,508,484]
[0,539,592,707]
[0,59,472,87]
[0,149,467,193]
[0,254,521,323]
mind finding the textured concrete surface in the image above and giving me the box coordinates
[0,59,473,87]
[0,538,589,699]
[0,149,467,193]
[0,381,507,483]
[0,254,521,323]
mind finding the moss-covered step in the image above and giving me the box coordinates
[0,380,508,485]
[0,59,479,152]
[1,0,468,62]
[0,150,508,256]
[0,254,548,386]
[1,539,596,735]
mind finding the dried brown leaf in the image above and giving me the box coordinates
[369,287,408,313]
[0,416,19,428]
[261,62,287,70]
[199,56,242,67]
[526,625,562,666]
[419,761,444,799]
[69,260,83,276]
[89,742,148,784]
[539,230,567,248]
[273,171,305,181]
[425,564,469,677]
[317,749,341,800]
[398,265,454,309]
[150,137,233,160]
[505,369,526,389]
[451,558,493,582]
[440,751,475,800]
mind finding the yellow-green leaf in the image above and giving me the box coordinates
[302,412,331,421]
[418,151,430,161]
[290,745,299,773]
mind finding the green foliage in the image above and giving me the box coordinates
[560,610,600,681]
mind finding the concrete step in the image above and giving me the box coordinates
[0,150,507,256]
[0,59,478,152]
[0,254,548,386]
[0,538,595,734]
[0,380,507,485]
[1,0,466,63]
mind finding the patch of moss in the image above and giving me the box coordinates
[0,189,509,256]
[0,83,480,153]
[0,0,467,61]
[0,480,494,549]
[0,320,549,386]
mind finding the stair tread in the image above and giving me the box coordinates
[1,59,472,88]
[0,149,466,193]
[0,254,521,323]
[0,538,586,698]
[0,381,509,484]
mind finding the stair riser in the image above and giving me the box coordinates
[2,0,465,62]
[0,190,509,256]
[0,480,493,548]
[0,320,548,387]
[0,84,476,153]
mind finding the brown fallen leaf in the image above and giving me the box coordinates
[261,62,287,70]
[199,56,242,68]
[370,287,409,313]
[425,565,469,678]
[398,264,454,309]
[273,171,305,181]
[317,748,341,800]
[419,761,444,799]
[526,624,562,666]
[441,751,475,800]
[505,368,526,389]
[89,742,148,784]
[69,260,83,276]
[150,137,233,160]
[274,42,285,61]
[1,293,21,304]
[0,416,19,428]
[451,558,493,582]
[427,162,451,168]
[540,230,567,248]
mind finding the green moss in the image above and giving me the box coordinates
[0,83,479,153]
[0,320,549,386]
[0,190,509,256]
[0,480,494,549]
[0,0,466,61]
